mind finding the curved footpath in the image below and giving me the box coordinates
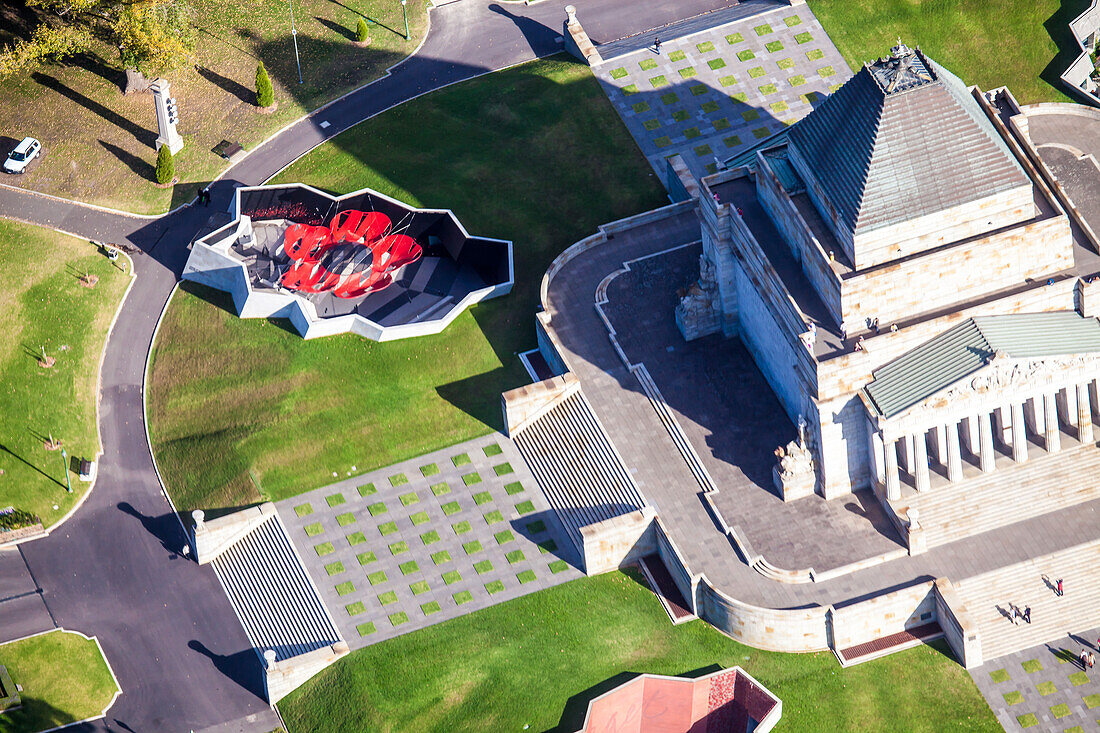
[0,0,745,730]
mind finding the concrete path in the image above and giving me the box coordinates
[0,0,740,729]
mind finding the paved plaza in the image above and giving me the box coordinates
[974,629,1100,731]
[275,434,583,649]
[593,3,851,178]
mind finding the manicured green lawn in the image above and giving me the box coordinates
[147,55,666,510]
[0,0,428,213]
[0,630,119,732]
[809,0,1075,104]
[0,221,129,525]
[279,570,999,732]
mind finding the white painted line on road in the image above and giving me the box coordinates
[319,120,331,129]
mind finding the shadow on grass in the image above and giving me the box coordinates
[0,694,76,733]
[1041,0,1095,96]
[99,139,154,182]
[32,72,157,149]
[194,64,255,105]
[0,443,64,488]
[315,17,356,42]
[435,367,512,433]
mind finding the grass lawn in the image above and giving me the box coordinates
[808,0,1076,104]
[279,569,999,732]
[0,0,427,214]
[0,630,119,732]
[0,220,129,525]
[147,55,666,510]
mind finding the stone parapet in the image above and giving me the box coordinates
[501,372,580,437]
[563,6,603,66]
[579,507,657,575]
[934,579,983,669]
[263,641,349,704]
[829,580,936,651]
[191,503,277,565]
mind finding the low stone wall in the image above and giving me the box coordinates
[264,641,349,704]
[563,6,603,66]
[934,579,983,669]
[0,523,46,548]
[830,580,936,651]
[579,507,657,575]
[501,372,579,437]
[191,503,276,565]
[696,575,831,652]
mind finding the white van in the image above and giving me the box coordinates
[3,137,41,174]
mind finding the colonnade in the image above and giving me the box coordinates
[871,380,1099,500]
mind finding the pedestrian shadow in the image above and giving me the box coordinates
[1041,574,1060,595]
[995,604,1015,624]
[1047,643,1080,665]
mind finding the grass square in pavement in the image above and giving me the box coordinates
[304,522,324,537]
[696,41,715,53]
[453,590,473,605]
[485,580,506,594]
[357,483,377,497]
[730,91,748,103]
[389,612,410,627]
[378,591,398,606]
[347,532,368,546]
[759,84,779,96]
[770,101,789,113]
[389,541,409,555]
[622,84,639,95]
[515,501,536,516]
[794,31,813,44]
[506,550,525,564]
[451,453,471,467]
[724,135,743,148]
[410,580,430,595]
[632,101,650,114]
[495,530,515,545]
[989,669,1010,683]
[701,101,719,113]
[463,540,483,555]
[650,75,668,88]
[430,482,451,497]
[421,530,441,545]
[672,109,690,122]
[708,58,727,71]
[549,560,569,574]
[660,92,679,104]
[367,570,388,585]
[336,512,356,526]
[1016,713,1038,727]
[754,23,772,35]
[1002,690,1023,705]
[345,601,366,616]
[484,443,503,457]
[357,551,377,565]
[431,550,452,565]
[668,49,687,62]
[684,127,701,139]
[610,67,628,79]
[753,127,771,139]
[484,510,505,525]
[765,41,783,52]
[462,472,483,486]
[356,622,376,637]
[443,570,462,585]
[643,119,661,131]
[294,503,313,517]
[368,502,388,516]
[399,492,419,506]
[474,560,494,575]
[806,48,824,61]
[783,14,801,26]
[1085,693,1100,708]
[442,501,462,516]
[421,601,442,616]
[741,108,760,122]
[410,511,431,526]
[737,49,755,61]
[714,118,731,131]
[748,66,766,78]
[493,462,514,476]
[538,539,558,555]
[726,32,744,44]
[325,561,345,576]
[473,491,494,505]
[420,462,439,476]
[315,542,335,556]
[335,581,355,596]
[389,473,409,487]
[818,66,836,77]
[1064,727,1084,733]
[639,58,658,71]
[527,520,547,534]
[1050,703,1071,718]
[719,75,738,87]
[1022,659,1044,673]
[788,75,806,86]
[325,493,346,507]
[678,67,697,79]
[777,57,795,69]
[1036,681,1057,696]
[1070,671,1089,686]
[378,521,399,536]
[517,570,537,584]
[453,521,472,535]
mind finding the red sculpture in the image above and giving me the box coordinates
[278,210,422,298]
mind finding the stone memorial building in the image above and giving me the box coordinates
[677,41,1100,543]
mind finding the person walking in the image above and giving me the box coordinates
[1022,606,1031,624]
[654,37,662,54]
[1081,649,1089,669]
[1089,651,1095,669]
[1057,578,1064,597]
[1012,605,1022,625]
[202,186,212,206]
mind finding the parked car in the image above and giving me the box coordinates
[3,137,41,174]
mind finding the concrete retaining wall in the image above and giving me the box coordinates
[830,581,936,650]
[579,507,658,574]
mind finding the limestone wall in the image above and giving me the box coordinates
[934,579,983,669]
[579,507,657,575]
[838,211,1073,333]
[755,151,843,326]
[816,393,871,498]
[830,581,936,650]
[695,576,831,652]
[500,373,579,437]
[264,642,349,704]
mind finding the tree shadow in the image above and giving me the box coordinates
[98,140,154,181]
[67,52,127,93]
[315,17,356,42]
[31,72,157,149]
[1040,0,1095,96]
[187,639,267,699]
[0,694,81,733]
[194,64,254,105]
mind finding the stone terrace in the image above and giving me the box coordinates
[593,4,851,178]
[275,434,582,648]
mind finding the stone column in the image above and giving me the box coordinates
[1044,392,1061,453]
[945,421,964,482]
[884,438,900,501]
[977,412,996,473]
[1011,402,1029,463]
[1079,382,1095,444]
[869,429,886,487]
[913,432,930,492]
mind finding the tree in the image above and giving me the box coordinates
[255,61,274,108]
[0,0,194,82]
[356,18,370,44]
[154,143,174,184]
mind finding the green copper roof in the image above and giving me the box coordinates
[864,312,1100,418]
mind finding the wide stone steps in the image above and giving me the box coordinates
[899,442,1100,550]
[212,515,342,662]
[513,390,647,553]
[955,540,1100,662]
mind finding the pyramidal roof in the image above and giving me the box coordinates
[787,41,1030,236]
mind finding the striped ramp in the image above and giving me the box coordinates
[513,391,647,552]
[211,514,343,662]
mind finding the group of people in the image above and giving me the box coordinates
[1080,648,1096,669]
[1008,603,1031,625]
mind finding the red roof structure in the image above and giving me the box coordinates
[578,667,781,733]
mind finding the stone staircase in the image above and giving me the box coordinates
[955,540,1100,662]
[512,390,648,553]
[895,442,1100,550]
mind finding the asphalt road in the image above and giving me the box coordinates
[0,0,740,729]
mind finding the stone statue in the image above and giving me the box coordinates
[675,254,721,341]
[773,414,815,500]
